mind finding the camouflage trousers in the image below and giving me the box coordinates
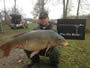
[24,46,60,65]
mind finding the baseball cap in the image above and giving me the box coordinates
[39,12,48,19]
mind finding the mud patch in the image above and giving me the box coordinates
[0,49,31,68]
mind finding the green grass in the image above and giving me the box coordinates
[61,33,90,68]
[0,23,37,36]
[0,24,90,68]
[0,23,37,45]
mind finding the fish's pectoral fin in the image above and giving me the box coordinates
[30,51,40,58]
[44,45,51,56]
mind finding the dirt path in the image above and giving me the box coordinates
[0,49,31,68]
[0,32,25,40]
[0,34,16,40]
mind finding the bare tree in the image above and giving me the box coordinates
[76,0,81,19]
[63,0,69,19]
[32,0,49,18]
[4,0,7,21]
[65,0,69,17]
[63,0,66,18]
[3,0,11,22]
[14,0,17,13]
[9,0,21,15]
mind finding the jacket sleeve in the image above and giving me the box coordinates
[49,23,57,32]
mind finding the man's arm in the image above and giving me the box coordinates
[49,23,57,32]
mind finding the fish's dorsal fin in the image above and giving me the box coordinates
[13,32,26,38]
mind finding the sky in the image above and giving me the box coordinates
[0,0,90,19]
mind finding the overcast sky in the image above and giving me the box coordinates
[0,0,90,19]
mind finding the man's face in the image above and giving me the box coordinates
[40,17,49,26]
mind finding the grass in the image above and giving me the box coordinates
[0,23,37,37]
[0,23,37,45]
[61,33,90,68]
[0,23,90,68]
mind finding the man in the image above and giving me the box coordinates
[24,12,60,68]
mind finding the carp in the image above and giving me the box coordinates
[0,30,69,58]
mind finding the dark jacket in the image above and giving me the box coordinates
[24,22,60,64]
[33,22,56,31]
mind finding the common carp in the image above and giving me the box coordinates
[0,30,69,58]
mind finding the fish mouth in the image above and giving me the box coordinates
[63,42,69,46]
[59,41,69,46]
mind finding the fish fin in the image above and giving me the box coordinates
[3,48,11,57]
[45,45,51,56]
[30,51,40,58]
[0,44,11,57]
[13,32,26,38]
[3,51,10,57]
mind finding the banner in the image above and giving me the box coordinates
[57,19,86,40]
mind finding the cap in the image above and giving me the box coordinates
[39,12,48,19]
